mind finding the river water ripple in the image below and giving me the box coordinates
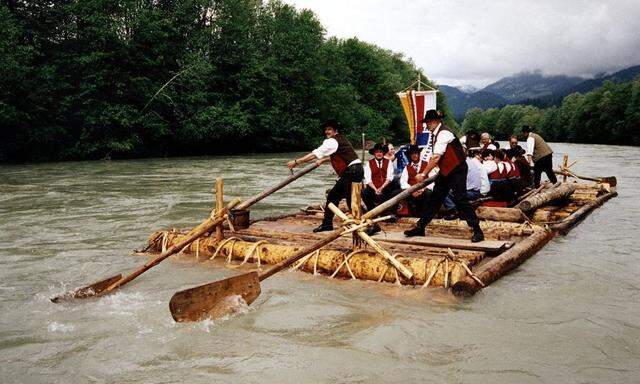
[1,144,639,383]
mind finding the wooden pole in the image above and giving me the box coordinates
[215,177,224,241]
[362,173,438,220]
[351,182,363,249]
[562,154,568,182]
[361,133,366,162]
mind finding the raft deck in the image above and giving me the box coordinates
[144,180,617,296]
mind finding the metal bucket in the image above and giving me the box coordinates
[229,209,250,229]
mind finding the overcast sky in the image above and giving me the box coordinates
[283,0,640,88]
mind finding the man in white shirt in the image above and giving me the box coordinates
[404,110,484,242]
[362,143,395,211]
[522,125,557,187]
[399,145,433,216]
[288,120,363,232]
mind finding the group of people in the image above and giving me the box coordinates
[287,110,557,243]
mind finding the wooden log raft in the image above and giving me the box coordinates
[146,232,474,287]
[516,183,577,212]
[451,228,553,296]
[475,206,526,223]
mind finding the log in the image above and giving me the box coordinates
[551,190,618,234]
[451,228,553,296]
[475,206,525,223]
[516,183,577,212]
[351,182,363,249]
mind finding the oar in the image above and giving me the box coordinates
[168,217,386,322]
[554,170,617,187]
[51,163,320,302]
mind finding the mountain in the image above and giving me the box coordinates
[555,64,640,97]
[439,85,507,121]
[482,70,584,102]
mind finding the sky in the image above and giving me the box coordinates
[283,0,640,88]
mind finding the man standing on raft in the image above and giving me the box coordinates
[287,120,363,233]
[404,110,485,243]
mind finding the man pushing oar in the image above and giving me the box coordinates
[287,120,381,234]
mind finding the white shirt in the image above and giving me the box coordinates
[364,158,395,185]
[526,136,535,157]
[482,160,498,175]
[482,142,497,151]
[400,161,437,191]
[465,158,483,192]
[431,124,456,156]
[312,138,361,166]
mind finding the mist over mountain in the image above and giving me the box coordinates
[440,65,640,120]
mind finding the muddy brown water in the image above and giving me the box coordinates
[1,144,639,383]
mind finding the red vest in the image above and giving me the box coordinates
[488,162,507,181]
[368,158,389,188]
[329,134,358,176]
[433,125,465,176]
[504,158,520,179]
[406,162,429,186]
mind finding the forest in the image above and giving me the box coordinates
[0,0,455,162]
[461,77,640,146]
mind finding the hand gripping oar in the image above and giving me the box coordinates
[168,172,439,322]
[168,217,388,322]
[51,163,319,302]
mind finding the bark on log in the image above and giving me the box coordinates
[451,228,553,296]
[516,183,577,212]
[475,206,526,222]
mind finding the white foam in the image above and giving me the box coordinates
[47,321,75,333]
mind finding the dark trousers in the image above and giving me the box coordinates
[533,154,557,187]
[416,163,479,229]
[407,189,432,216]
[322,163,364,226]
[362,182,396,211]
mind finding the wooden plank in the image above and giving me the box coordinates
[372,232,511,252]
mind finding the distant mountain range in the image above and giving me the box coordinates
[441,64,640,120]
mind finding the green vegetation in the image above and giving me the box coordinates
[461,77,640,145]
[0,0,455,162]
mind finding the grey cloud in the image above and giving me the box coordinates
[284,0,640,87]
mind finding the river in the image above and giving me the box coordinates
[1,143,639,383]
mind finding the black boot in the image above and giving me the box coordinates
[313,223,333,233]
[471,226,484,243]
[365,223,381,236]
[404,226,425,237]
[443,210,458,221]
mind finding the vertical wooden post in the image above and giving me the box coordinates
[562,154,568,182]
[215,177,224,241]
[351,182,363,250]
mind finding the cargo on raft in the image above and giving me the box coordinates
[143,177,617,297]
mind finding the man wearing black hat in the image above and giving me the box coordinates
[400,144,432,215]
[287,120,363,232]
[362,143,395,211]
[521,125,557,187]
[404,110,485,242]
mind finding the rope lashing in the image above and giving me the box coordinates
[330,250,367,279]
[210,237,240,261]
[240,240,268,266]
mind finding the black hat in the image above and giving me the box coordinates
[421,109,443,123]
[368,143,388,155]
[406,144,421,155]
[321,119,341,131]
[521,125,532,133]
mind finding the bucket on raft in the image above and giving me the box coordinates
[229,209,250,229]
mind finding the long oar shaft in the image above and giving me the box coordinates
[104,198,242,292]
[362,172,438,220]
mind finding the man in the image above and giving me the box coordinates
[480,132,498,151]
[399,145,433,216]
[287,120,363,232]
[404,110,484,242]
[461,129,480,150]
[442,149,483,220]
[362,143,395,211]
[505,135,523,159]
[521,125,557,187]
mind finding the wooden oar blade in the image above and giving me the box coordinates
[50,274,123,303]
[169,271,261,322]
